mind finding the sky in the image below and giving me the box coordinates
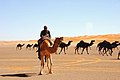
[0,0,120,41]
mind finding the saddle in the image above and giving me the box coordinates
[38,38,52,46]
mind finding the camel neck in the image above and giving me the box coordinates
[47,39,60,53]
[89,42,94,46]
[52,40,60,49]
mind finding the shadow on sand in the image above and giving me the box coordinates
[0,73,37,77]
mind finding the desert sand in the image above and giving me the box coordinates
[0,34,120,80]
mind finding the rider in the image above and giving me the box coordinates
[37,25,52,60]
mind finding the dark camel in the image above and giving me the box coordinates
[97,40,119,56]
[96,40,107,55]
[58,41,73,54]
[75,40,95,54]
[102,41,120,56]
[26,44,33,50]
[33,43,38,49]
[16,44,25,50]
[111,41,120,50]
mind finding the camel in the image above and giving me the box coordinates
[102,41,120,56]
[97,40,119,56]
[75,40,95,54]
[96,40,107,55]
[26,44,33,50]
[16,44,25,50]
[58,41,73,54]
[39,37,63,75]
[111,41,120,50]
[33,43,38,49]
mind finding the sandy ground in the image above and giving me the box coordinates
[0,42,120,80]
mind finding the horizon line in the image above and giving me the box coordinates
[0,33,120,41]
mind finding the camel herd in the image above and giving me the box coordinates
[16,38,120,75]
[16,40,120,59]
[16,43,38,50]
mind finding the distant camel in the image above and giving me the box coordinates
[58,41,73,54]
[33,43,38,49]
[16,44,25,50]
[102,41,120,56]
[97,40,119,56]
[38,37,63,75]
[26,44,33,50]
[96,40,107,55]
[111,41,120,50]
[75,40,95,54]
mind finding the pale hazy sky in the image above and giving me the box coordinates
[0,0,120,40]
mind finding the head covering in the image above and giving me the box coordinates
[44,25,47,29]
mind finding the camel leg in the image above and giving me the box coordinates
[108,49,113,56]
[86,48,89,54]
[104,50,109,56]
[64,47,66,54]
[106,49,109,56]
[118,51,120,59]
[77,48,79,54]
[98,47,102,55]
[46,57,50,72]
[102,48,108,56]
[101,48,105,56]
[49,56,52,74]
[81,48,85,54]
[75,48,76,54]
[47,56,52,74]
[39,57,44,75]
[76,47,80,54]
[59,48,63,54]
[75,47,78,54]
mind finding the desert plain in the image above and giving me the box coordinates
[0,34,120,80]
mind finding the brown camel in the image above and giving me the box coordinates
[16,44,25,50]
[26,44,33,50]
[39,37,63,75]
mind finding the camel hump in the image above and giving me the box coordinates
[44,39,51,46]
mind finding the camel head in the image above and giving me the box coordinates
[69,41,73,43]
[66,41,73,46]
[89,40,95,46]
[55,37,63,44]
[114,41,119,44]
[91,40,95,43]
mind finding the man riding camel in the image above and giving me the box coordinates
[37,25,52,60]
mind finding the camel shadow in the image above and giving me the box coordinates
[0,72,37,77]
